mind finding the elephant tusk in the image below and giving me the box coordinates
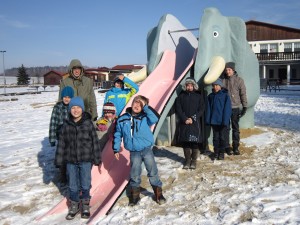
[204,56,225,84]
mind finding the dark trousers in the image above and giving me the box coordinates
[225,108,240,149]
[212,125,227,150]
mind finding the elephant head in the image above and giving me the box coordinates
[147,14,198,76]
[195,7,260,128]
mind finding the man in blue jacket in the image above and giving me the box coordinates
[113,95,166,206]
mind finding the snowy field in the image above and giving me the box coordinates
[0,86,300,225]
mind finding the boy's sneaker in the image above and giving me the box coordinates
[66,201,79,220]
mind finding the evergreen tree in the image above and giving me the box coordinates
[17,64,30,85]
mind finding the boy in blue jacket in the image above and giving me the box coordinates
[113,95,166,206]
[205,79,232,160]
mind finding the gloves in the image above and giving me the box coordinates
[239,107,247,118]
[50,142,56,147]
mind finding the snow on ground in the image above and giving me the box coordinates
[0,86,300,225]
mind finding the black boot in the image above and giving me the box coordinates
[183,148,191,169]
[225,147,232,155]
[190,149,199,169]
[233,146,240,155]
[128,187,140,206]
[81,199,90,219]
[218,149,225,160]
[66,200,79,220]
[213,148,220,160]
[152,186,166,205]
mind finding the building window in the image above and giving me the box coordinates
[269,43,278,53]
[284,43,292,52]
[294,42,300,52]
[260,44,268,53]
[291,69,297,79]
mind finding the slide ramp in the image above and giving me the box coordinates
[36,49,195,224]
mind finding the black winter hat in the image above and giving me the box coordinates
[225,62,235,71]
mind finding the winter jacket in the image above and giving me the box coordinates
[113,105,159,153]
[49,101,69,145]
[96,117,116,150]
[59,60,98,120]
[55,112,102,167]
[222,72,247,108]
[205,89,232,126]
[104,77,139,116]
[175,90,205,143]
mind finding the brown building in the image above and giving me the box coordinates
[246,20,300,84]
[43,70,63,85]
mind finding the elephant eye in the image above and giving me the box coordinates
[213,31,219,38]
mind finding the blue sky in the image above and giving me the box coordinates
[1,0,300,70]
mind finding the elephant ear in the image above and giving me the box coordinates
[227,17,247,73]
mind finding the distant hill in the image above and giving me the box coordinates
[1,66,69,77]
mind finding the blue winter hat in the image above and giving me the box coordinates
[212,78,223,87]
[61,86,74,99]
[68,96,85,111]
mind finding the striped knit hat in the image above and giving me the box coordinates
[103,102,116,114]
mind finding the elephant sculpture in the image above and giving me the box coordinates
[195,7,259,128]
[147,7,259,146]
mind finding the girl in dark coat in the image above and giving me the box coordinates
[175,77,204,169]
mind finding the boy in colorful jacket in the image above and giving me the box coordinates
[103,74,139,116]
[113,95,166,206]
[205,79,232,160]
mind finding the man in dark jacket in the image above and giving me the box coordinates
[175,77,205,169]
[59,59,98,120]
[222,62,247,155]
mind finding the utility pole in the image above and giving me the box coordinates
[0,50,6,94]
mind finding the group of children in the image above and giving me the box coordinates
[49,74,165,220]
[49,61,246,220]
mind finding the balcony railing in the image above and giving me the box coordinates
[255,51,300,61]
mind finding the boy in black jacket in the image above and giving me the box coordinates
[55,97,102,220]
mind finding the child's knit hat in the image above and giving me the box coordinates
[61,86,74,99]
[103,102,116,114]
[212,78,223,87]
[69,96,85,111]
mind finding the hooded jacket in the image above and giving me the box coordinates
[222,72,247,109]
[205,88,232,126]
[113,105,159,152]
[55,112,102,167]
[175,78,204,143]
[59,59,98,119]
[104,77,139,116]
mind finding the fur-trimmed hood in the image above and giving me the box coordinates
[182,77,199,91]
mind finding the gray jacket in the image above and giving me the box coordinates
[222,72,247,108]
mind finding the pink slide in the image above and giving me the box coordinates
[37,49,196,224]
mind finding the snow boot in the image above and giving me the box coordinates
[152,186,166,205]
[218,149,225,160]
[213,148,220,160]
[128,187,140,206]
[183,148,191,169]
[233,146,240,155]
[225,147,232,155]
[81,199,90,219]
[65,200,79,220]
[190,149,199,169]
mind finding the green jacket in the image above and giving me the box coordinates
[59,59,98,119]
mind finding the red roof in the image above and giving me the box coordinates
[111,65,144,70]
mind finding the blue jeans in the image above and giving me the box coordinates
[129,146,162,188]
[67,162,92,202]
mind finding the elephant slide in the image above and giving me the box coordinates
[36,49,196,224]
[194,7,259,128]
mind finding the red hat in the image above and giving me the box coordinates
[103,102,116,114]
